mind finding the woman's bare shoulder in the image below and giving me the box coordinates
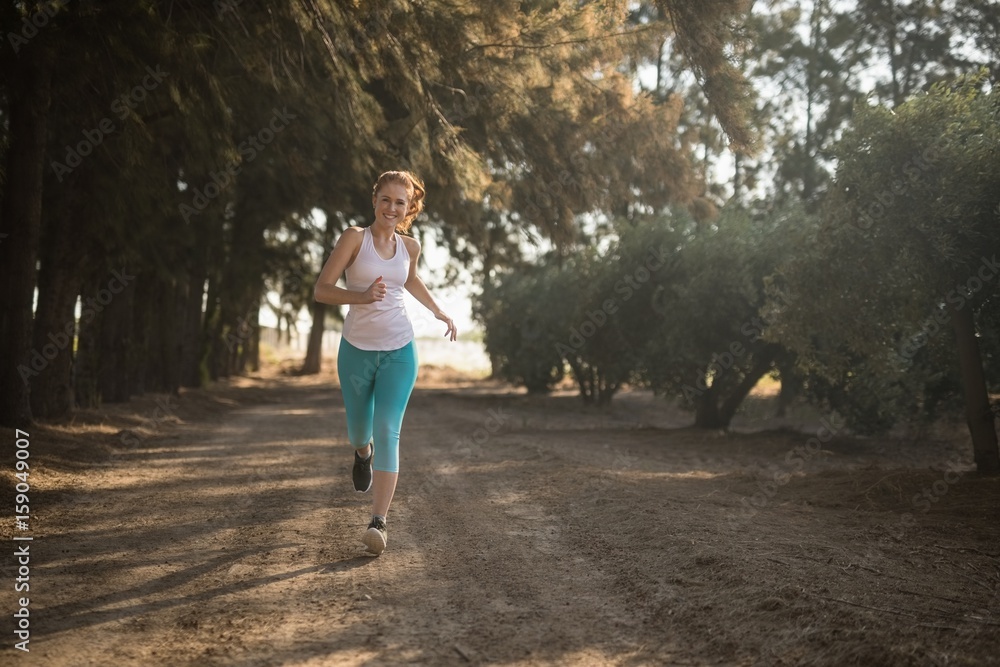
[334,226,367,248]
[400,234,421,256]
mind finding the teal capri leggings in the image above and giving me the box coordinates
[337,337,418,474]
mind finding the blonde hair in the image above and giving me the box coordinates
[372,170,425,233]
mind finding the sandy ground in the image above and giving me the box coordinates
[1,360,999,666]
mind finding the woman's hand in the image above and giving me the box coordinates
[436,311,457,341]
[365,276,387,303]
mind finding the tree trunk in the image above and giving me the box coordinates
[775,354,801,418]
[951,305,1000,475]
[29,156,98,417]
[578,364,596,404]
[236,301,260,373]
[301,301,327,374]
[0,44,56,426]
[178,265,206,388]
[136,273,180,395]
[247,317,261,372]
[717,345,779,428]
[694,385,723,428]
[75,278,103,409]
[160,277,182,394]
[29,252,82,418]
[732,151,743,203]
[564,356,590,402]
[596,377,618,406]
[95,270,137,403]
[216,181,270,377]
[203,263,225,381]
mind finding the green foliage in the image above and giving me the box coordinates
[655,0,760,150]
[771,72,1000,367]
[476,216,684,403]
[478,207,796,424]
[1,0,763,415]
[631,208,795,426]
[475,266,568,394]
[767,72,1000,433]
[11,0,998,440]
[732,0,1000,209]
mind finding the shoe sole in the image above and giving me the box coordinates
[362,527,387,555]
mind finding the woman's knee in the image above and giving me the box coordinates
[372,439,399,473]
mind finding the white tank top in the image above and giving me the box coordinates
[341,227,415,351]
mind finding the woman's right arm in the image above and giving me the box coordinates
[314,228,386,306]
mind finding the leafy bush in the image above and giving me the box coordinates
[475,264,568,393]
[477,208,795,423]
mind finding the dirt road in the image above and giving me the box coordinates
[2,367,999,665]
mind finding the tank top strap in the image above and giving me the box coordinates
[396,232,410,263]
[361,226,375,255]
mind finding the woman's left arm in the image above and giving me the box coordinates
[403,236,457,341]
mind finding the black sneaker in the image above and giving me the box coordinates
[362,516,387,555]
[353,445,373,493]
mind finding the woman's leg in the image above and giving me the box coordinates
[371,471,398,521]
[370,340,419,518]
[337,338,376,456]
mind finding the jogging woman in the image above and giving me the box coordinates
[314,170,456,556]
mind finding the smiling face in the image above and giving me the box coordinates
[372,182,411,230]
